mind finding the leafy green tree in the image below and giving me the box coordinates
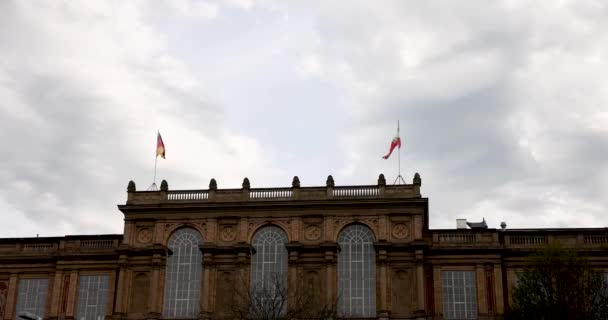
[511,244,608,320]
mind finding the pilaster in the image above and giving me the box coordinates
[4,273,18,320]
[433,266,442,316]
[65,270,79,318]
[49,270,64,318]
[476,265,487,315]
[113,253,129,316]
[493,264,504,314]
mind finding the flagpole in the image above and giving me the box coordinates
[393,120,406,185]
[148,130,159,191]
[153,153,158,185]
[397,120,401,177]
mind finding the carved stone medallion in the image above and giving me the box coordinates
[137,228,152,244]
[392,223,410,239]
[304,225,321,241]
[220,226,236,242]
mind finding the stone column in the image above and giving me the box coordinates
[65,270,79,319]
[414,249,426,319]
[376,245,389,320]
[476,265,487,316]
[433,266,442,316]
[49,270,65,319]
[493,264,505,314]
[113,254,129,317]
[200,248,215,320]
[148,251,163,317]
[320,243,338,305]
[287,244,301,310]
[4,273,18,320]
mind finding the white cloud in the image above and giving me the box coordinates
[1,0,607,237]
[0,0,282,236]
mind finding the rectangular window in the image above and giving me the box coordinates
[15,278,48,320]
[442,271,477,320]
[76,275,110,320]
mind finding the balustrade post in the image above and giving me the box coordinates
[127,181,136,204]
[292,176,300,200]
[378,174,386,196]
[326,175,334,198]
[160,180,168,202]
[242,178,250,200]
[208,179,217,201]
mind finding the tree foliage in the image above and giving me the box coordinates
[511,244,608,320]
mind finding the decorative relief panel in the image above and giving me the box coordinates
[392,222,411,240]
[304,225,321,241]
[220,226,236,242]
[137,228,153,244]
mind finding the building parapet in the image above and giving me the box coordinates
[0,235,122,256]
[430,228,608,250]
[432,230,499,248]
[125,173,422,205]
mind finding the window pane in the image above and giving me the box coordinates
[15,278,48,320]
[163,228,203,319]
[337,224,376,317]
[251,227,288,293]
[76,275,109,320]
[442,271,477,320]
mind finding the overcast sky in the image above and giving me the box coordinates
[1,0,607,237]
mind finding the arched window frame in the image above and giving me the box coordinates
[250,225,289,313]
[163,228,203,319]
[337,224,376,317]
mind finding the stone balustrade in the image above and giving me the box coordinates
[0,236,121,255]
[126,174,423,205]
[432,229,608,249]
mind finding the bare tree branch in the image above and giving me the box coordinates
[227,272,338,320]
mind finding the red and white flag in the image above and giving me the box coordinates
[156,132,166,159]
[382,136,401,159]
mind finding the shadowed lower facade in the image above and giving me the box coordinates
[0,173,607,320]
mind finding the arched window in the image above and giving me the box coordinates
[338,224,376,317]
[163,228,203,319]
[250,226,288,301]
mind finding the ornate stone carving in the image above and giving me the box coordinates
[292,176,300,188]
[304,225,321,241]
[326,175,334,187]
[137,228,152,244]
[392,223,410,239]
[413,172,421,185]
[378,174,386,186]
[220,226,236,242]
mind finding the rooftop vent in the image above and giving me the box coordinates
[456,219,468,229]
[466,218,488,230]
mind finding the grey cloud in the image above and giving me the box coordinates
[300,1,608,228]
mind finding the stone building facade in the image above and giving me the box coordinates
[0,173,607,320]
